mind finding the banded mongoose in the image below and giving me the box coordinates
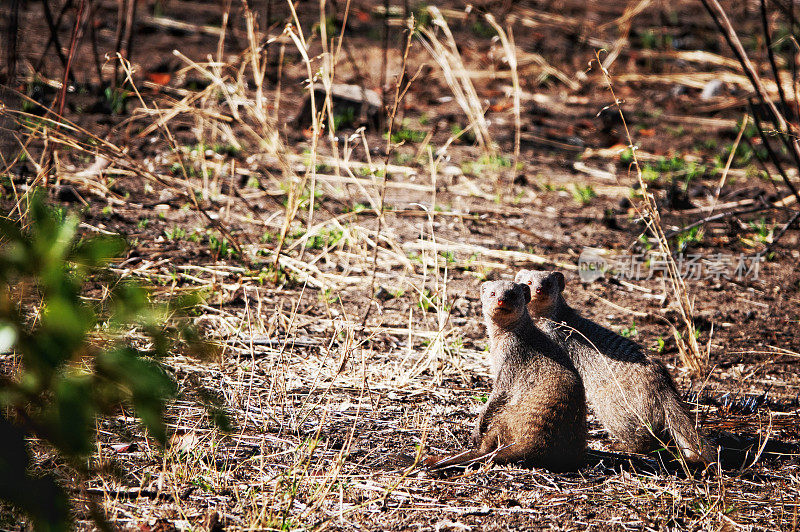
[514,269,713,464]
[426,280,587,472]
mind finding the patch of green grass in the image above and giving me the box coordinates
[280,182,323,210]
[165,226,186,241]
[261,230,279,243]
[675,225,703,253]
[104,86,131,114]
[305,227,344,250]
[418,288,434,311]
[450,124,476,143]
[208,232,238,259]
[333,107,356,131]
[655,336,666,353]
[342,202,369,214]
[637,28,672,49]
[620,321,638,338]
[417,288,449,313]
[666,125,685,137]
[716,141,767,169]
[471,20,497,38]
[394,152,415,165]
[201,142,241,156]
[619,148,635,165]
[389,122,427,144]
[440,250,456,264]
[413,5,432,28]
[461,154,511,176]
[251,262,295,286]
[319,288,340,304]
[641,165,659,183]
[572,184,597,205]
[749,217,774,245]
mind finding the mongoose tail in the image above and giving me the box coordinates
[422,443,518,471]
[661,382,715,464]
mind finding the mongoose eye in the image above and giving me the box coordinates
[490,291,496,297]
[527,281,532,285]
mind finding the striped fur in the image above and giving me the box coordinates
[515,270,713,464]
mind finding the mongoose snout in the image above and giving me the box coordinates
[481,281,529,322]
[516,270,564,317]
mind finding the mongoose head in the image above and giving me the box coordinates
[514,270,565,318]
[480,280,531,327]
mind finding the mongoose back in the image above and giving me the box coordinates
[427,280,587,472]
[514,269,713,464]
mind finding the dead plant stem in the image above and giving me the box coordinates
[362,16,415,326]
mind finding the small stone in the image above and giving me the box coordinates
[700,79,726,100]
[375,286,393,301]
[441,165,462,178]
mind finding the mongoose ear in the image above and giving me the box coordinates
[552,272,565,292]
[519,283,531,303]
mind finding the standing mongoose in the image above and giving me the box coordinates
[426,280,587,472]
[514,269,713,464]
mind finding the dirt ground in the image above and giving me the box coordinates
[1,0,800,530]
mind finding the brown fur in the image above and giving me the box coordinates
[427,281,587,472]
[514,270,713,464]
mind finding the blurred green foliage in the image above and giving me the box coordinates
[0,192,219,530]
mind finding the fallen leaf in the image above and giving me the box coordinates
[609,143,629,152]
[110,442,138,453]
[170,431,200,453]
[146,72,171,85]
[489,101,512,112]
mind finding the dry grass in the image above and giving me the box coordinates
[594,51,707,376]
[1,1,799,530]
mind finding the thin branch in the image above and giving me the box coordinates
[363,16,415,326]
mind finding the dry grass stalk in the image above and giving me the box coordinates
[700,0,787,132]
[599,0,652,71]
[364,15,417,325]
[417,6,495,158]
[595,51,706,375]
[484,14,521,175]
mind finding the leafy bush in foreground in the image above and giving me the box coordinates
[0,193,206,530]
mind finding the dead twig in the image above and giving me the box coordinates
[363,15,416,326]
[594,50,706,375]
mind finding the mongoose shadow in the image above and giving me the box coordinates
[419,281,588,473]
[515,269,714,465]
